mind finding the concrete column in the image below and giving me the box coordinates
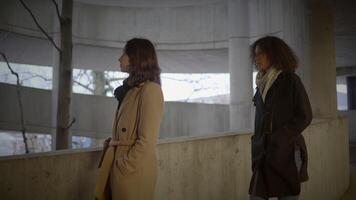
[93,70,106,95]
[347,76,356,110]
[309,0,337,118]
[228,0,252,131]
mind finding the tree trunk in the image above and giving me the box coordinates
[56,0,73,150]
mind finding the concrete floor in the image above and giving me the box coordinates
[340,142,356,200]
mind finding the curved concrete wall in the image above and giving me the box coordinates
[74,2,227,48]
[0,118,349,200]
[1,0,355,73]
[0,31,229,73]
[0,0,55,38]
[0,83,230,139]
[76,0,222,8]
[0,0,311,76]
[0,0,228,49]
[0,0,313,77]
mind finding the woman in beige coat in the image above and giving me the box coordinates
[95,38,164,200]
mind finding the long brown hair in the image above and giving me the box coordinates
[250,36,298,71]
[124,38,161,86]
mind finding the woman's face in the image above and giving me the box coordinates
[118,52,130,73]
[254,46,271,71]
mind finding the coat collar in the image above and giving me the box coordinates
[133,80,149,88]
[254,71,284,107]
[114,81,150,124]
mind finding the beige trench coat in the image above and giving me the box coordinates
[95,81,164,200]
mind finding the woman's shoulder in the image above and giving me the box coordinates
[142,81,161,90]
[279,70,301,82]
[141,81,163,97]
[140,81,164,103]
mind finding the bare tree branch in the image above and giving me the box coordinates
[73,80,94,92]
[105,77,126,82]
[160,74,217,102]
[74,69,85,80]
[18,0,62,52]
[20,73,52,84]
[184,86,211,102]
[160,74,206,84]
[83,70,92,82]
[0,51,29,153]
[64,117,76,129]
[51,0,62,22]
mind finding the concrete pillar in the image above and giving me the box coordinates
[347,76,356,110]
[228,0,252,131]
[309,0,337,118]
[93,70,106,95]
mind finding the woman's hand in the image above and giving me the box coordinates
[103,137,111,149]
[97,137,112,168]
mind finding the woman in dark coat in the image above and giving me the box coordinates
[249,36,313,200]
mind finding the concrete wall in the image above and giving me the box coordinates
[0,0,227,49]
[0,118,349,200]
[340,110,356,142]
[0,0,229,73]
[160,102,229,139]
[1,0,355,74]
[0,30,229,73]
[0,0,315,76]
[0,0,311,74]
[0,28,230,73]
[0,83,230,139]
[249,0,311,93]
[333,0,356,68]
[0,0,228,51]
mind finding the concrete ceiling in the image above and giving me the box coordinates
[75,0,222,8]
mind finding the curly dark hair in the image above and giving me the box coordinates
[250,36,298,71]
[124,38,161,86]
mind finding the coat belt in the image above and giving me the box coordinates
[109,140,136,146]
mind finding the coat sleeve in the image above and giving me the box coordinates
[286,76,313,133]
[267,76,313,172]
[273,76,313,139]
[118,83,164,174]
